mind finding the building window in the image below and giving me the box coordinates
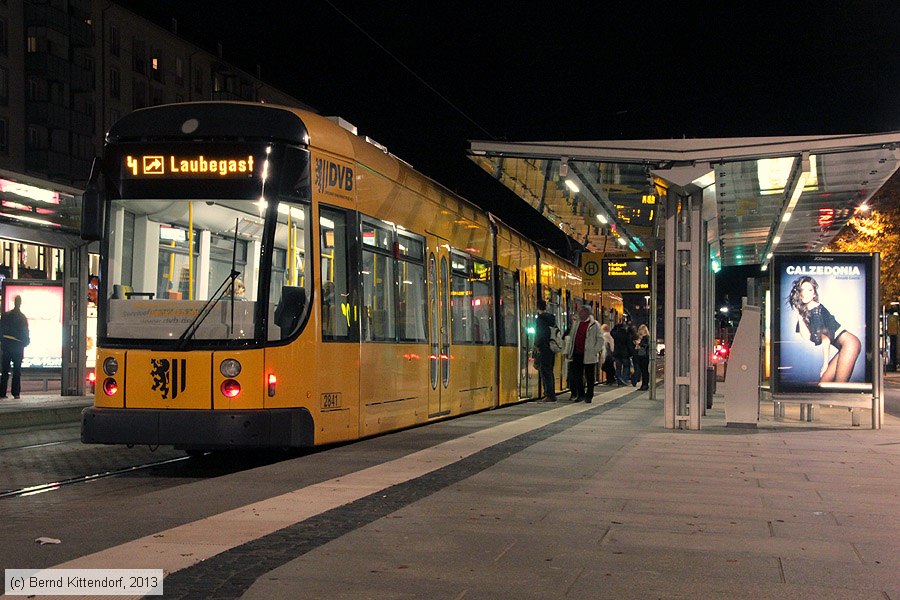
[27,127,39,149]
[132,39,145,74]
[150,48,163,82]
[0,18,7,55]
[27,78,39,101]
[109,24,119,56]
[0,66,7,105]
[132,81,147,110]
[193,66,203,94]
[26,36,37,53]
[175,93,183,103]
[150,86,163,106]
[175,57,183,84]
[109,68,119,98]
[0,119,8,153]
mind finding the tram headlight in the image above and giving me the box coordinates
[103,357,119,376]
[103,378,118,396]
[221,379,241,398]
[220,358,242,378]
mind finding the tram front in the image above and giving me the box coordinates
[80,103,317,449]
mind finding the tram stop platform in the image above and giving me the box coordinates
[2,376,900,599]
[0,393,91,430]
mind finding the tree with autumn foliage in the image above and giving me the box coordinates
[828,171,900,303]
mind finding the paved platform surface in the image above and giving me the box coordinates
[2,379,899,599]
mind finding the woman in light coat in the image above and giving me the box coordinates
[565,304,602,402]
[600,323,616,385]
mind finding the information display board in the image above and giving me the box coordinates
[771,253,875,393]
[601,257,651,292]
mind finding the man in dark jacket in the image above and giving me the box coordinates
[534,299,557,402]
[610,320,632,386]
[0,295,30,399]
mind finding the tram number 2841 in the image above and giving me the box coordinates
[321,393,342,410]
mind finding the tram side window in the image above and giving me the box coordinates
[498,268,518,346]
[269,201,311,341]
[450,253,493,345]
[361,221,395,342]
[320,207,354,341]
[397,232,426,342]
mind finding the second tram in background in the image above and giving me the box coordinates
[81,102,585,451]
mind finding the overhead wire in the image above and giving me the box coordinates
[321,0,497,140]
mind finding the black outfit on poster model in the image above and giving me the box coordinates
[787,275,861,383]
[0,295,30,399]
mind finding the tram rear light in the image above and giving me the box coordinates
[102,377,118,396]
[221,379,241,397]
[87,371,96,383]
[267,373,276,397]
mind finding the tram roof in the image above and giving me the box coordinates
[468,132,900,268]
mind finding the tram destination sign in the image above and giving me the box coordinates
[123,154,258,178]
[601,257,651,291]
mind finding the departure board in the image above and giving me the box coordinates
[601,257,651,291]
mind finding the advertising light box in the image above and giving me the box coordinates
[771,253,875,394]
[2,280,63,369]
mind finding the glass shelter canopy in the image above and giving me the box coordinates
[469,132,900,267]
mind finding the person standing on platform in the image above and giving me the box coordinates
[567,305,602,403]
[600,323,616,385]
[634,323,651,390]
[534,299,558,402]
[611,320,632,386]
[0,295,30,399]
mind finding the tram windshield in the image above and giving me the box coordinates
[102,197,311,345]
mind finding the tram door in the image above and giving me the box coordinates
[426,234,451,417]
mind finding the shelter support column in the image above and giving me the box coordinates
[62,244,88,396]
[664,187,710,429]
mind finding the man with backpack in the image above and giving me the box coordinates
[534,299,559,402]
[611,319,633,386]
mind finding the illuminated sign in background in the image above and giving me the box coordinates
[124,154,257,178]
[771,253,873,393]
[2,281,63,369]
[601,257,651,291]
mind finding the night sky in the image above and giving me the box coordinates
[119,1,900,289]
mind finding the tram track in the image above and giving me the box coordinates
[0,455,193,499]
[0,438,81,452]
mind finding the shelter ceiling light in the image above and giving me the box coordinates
[565,179,580,193]
[597,213,608,224]
[617,237,627,246]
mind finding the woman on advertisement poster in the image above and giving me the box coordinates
[787,275,861,383]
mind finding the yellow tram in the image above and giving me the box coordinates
[80,102,582,450]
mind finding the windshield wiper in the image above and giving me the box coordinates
[175,269,240,351]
